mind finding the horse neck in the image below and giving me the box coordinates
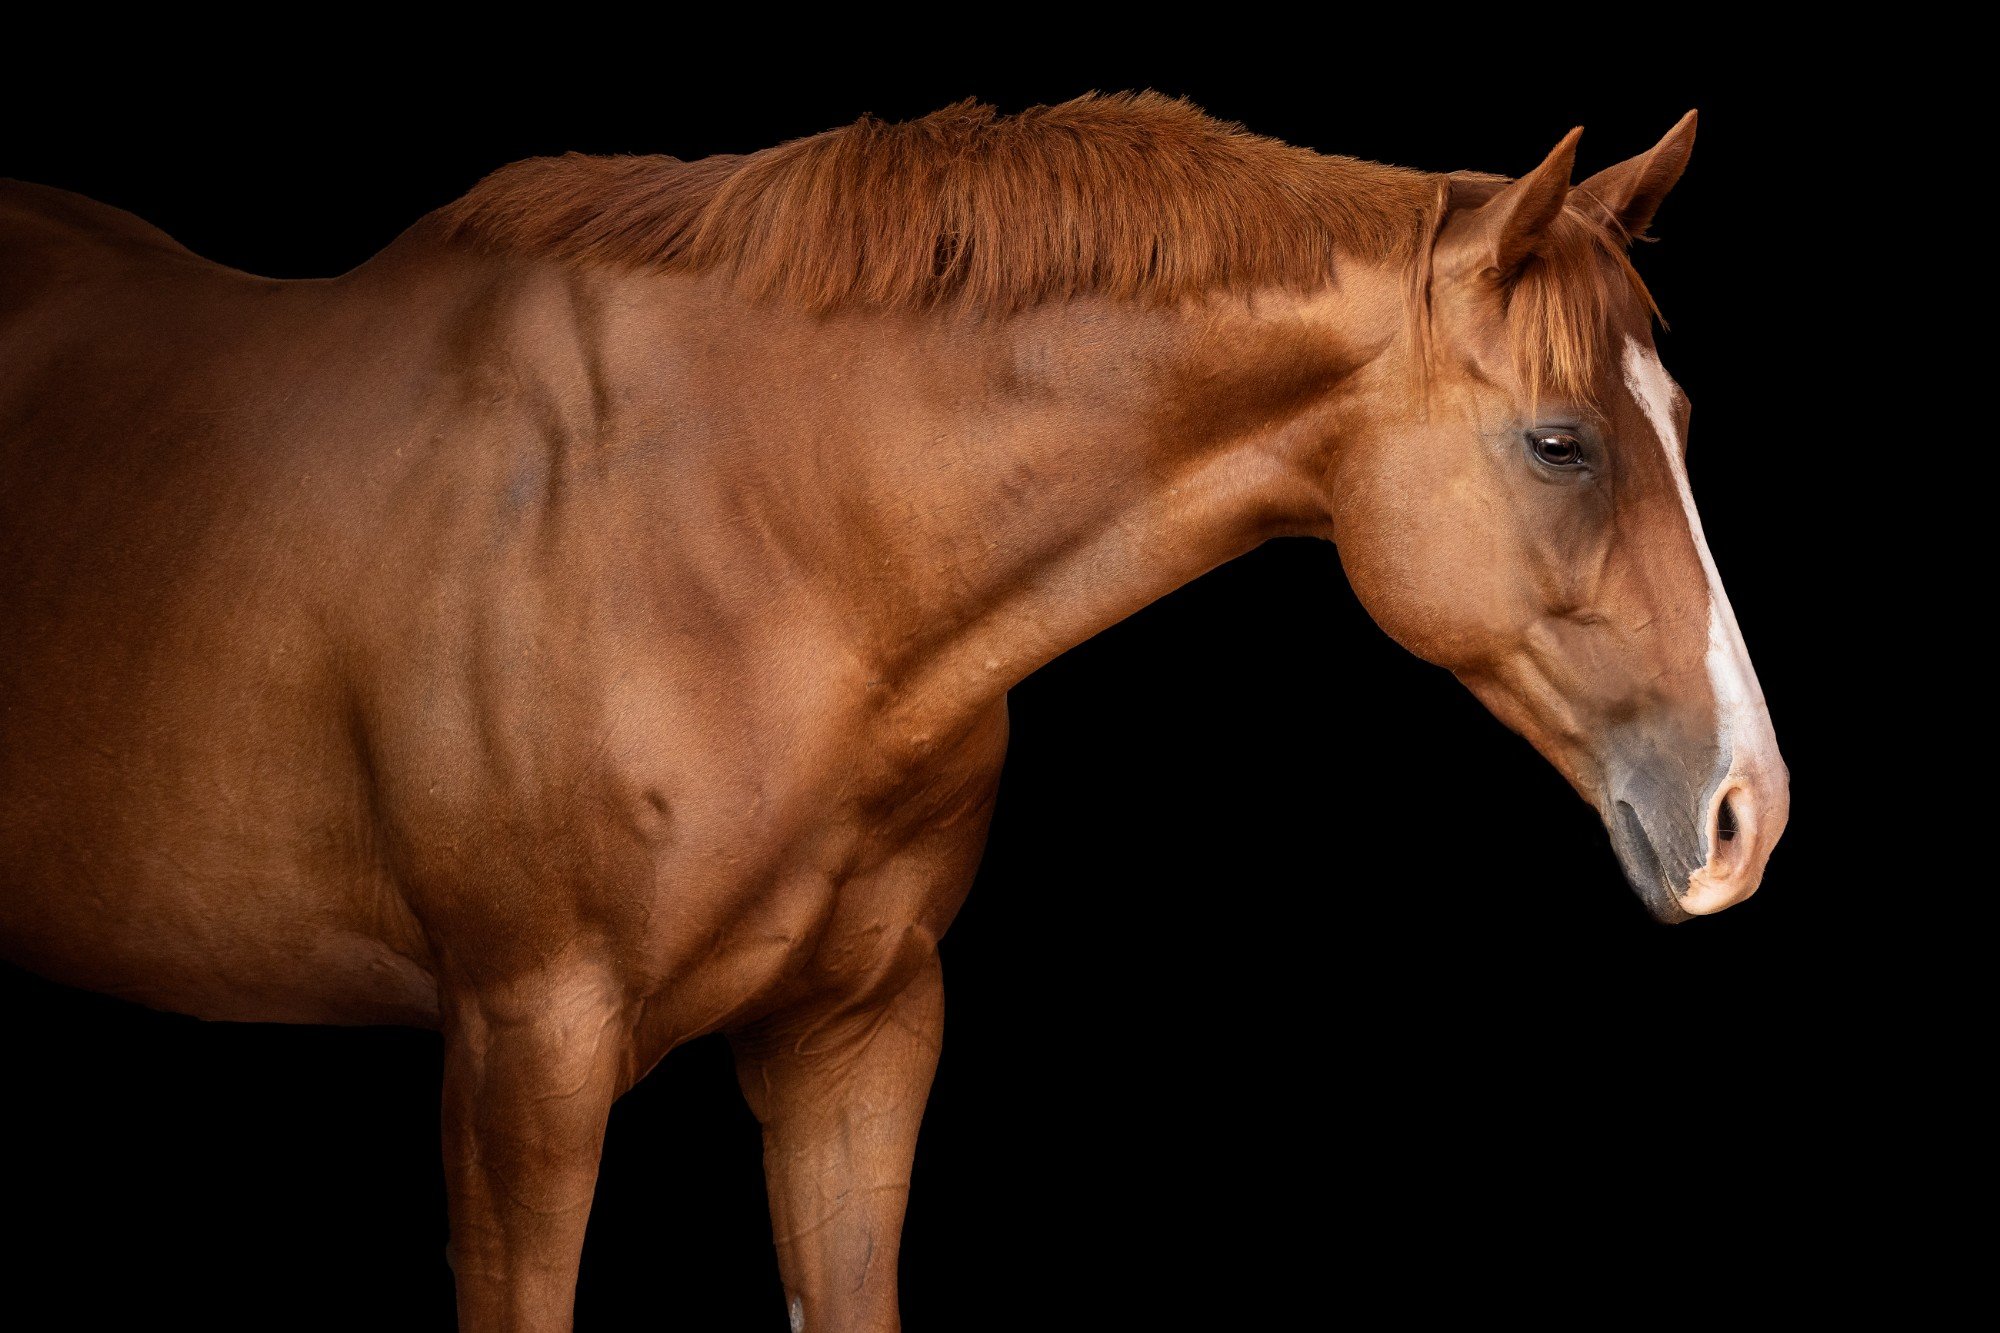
[593,268,1407,750]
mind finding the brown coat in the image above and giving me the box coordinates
[0,97,1783,1330]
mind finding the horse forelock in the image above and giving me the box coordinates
[1504,197,1661,409]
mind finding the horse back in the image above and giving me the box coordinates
[0,179,221,310]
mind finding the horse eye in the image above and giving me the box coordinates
[1528,431,1585,468]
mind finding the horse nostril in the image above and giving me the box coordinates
[1717,795,1739,843]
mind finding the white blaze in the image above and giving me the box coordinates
[1621,337,1785,909]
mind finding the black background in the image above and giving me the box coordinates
[2,38,1919,1331]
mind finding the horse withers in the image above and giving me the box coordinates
[0,96,1785,1330]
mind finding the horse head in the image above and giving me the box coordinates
[1330,114,1788,921]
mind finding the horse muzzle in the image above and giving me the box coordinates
[1602,729,1790,924]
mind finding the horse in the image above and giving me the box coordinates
[0,94,1786,1330]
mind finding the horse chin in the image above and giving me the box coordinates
[1608,797,1699,925]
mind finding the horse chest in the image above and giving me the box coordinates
[606,700,1007,1039]
[764,706,1010,988]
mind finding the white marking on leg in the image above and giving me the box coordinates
[790,1295,806,1333]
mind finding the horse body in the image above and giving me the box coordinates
[0,95,1786,1331]
[0,182,1000,1039]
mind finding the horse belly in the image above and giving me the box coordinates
[0,541,438,1026]
[0,882,439,1028]
[0,599,435,1026]
[0,767,440,1027]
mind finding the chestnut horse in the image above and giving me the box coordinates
[0,96,1785,1330]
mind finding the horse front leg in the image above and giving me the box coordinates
[731,954,945,1333]
[440,967,627,1332]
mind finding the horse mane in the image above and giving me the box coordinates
[439,92,1649,402]
[439,93,1433,312]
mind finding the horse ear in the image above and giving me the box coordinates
[1437,127,1582,281]
[1574,110,1697,241]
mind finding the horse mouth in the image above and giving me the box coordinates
[1611,800,1696,925]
